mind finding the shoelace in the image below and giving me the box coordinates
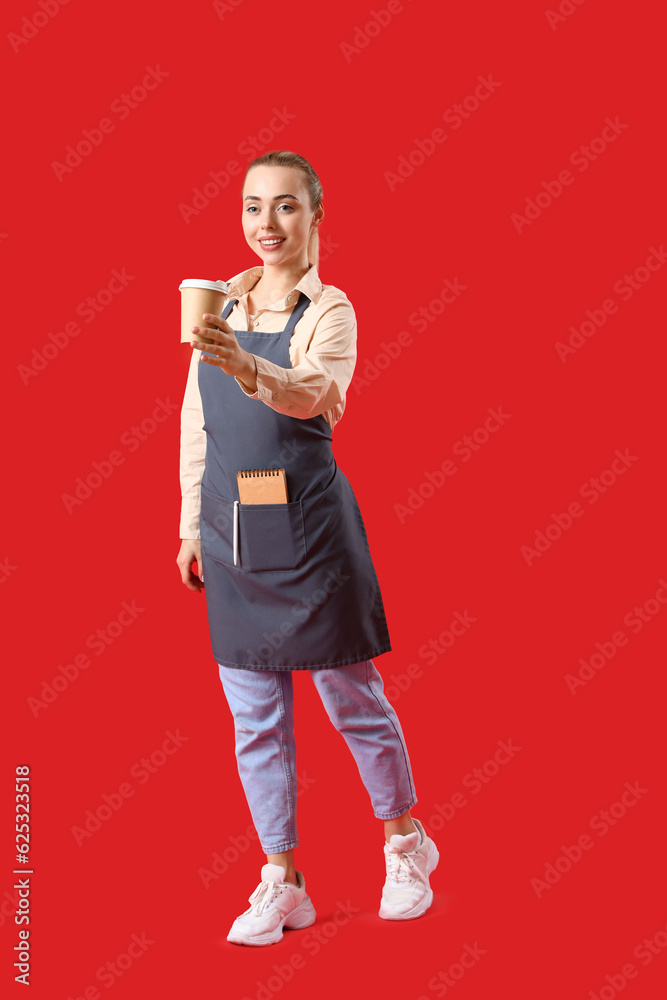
[247,878,288,916]
[385,847,427,886]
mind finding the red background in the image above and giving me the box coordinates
[2,0,666,997]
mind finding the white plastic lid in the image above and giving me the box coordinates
[179,278,228,293]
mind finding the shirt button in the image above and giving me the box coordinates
[272,392,280,401]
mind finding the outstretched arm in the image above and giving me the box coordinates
[192,297,357,421]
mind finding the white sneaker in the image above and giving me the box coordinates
[227,863,317,946]
[379,817,439,920]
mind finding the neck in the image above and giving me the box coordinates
[254,257,311,303]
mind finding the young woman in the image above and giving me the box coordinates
[176,150,439,946]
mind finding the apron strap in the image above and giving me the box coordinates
[221,298,237,321]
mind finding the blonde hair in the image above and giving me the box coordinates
[242,150,323,269]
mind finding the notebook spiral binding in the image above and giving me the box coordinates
[238,469,283,478]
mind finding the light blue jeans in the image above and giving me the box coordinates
[217,659,418,853]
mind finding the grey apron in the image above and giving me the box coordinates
[198,290,390,670]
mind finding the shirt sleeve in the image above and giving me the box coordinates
[179,349,205,539]
[234,296,357,420]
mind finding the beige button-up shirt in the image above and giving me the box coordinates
[179,264,357,539]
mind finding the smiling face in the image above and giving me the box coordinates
[241,165,321,270]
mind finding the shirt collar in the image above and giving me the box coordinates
[224,264,323,308]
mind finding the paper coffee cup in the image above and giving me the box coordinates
[179,278,229,344]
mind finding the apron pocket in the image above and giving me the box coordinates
[238,501,307,572]
[200,486,307,572]
[200,486,236,567]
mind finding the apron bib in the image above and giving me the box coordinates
[198,291,391,670]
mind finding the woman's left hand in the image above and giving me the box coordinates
[191,313,258,388]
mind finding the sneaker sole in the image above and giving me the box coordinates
[227,898,317,946]
[379,839,440,921]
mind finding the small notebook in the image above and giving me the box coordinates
[237,468,288,504]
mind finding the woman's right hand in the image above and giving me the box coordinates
[177,539,205,593]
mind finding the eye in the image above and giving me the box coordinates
[277,204,294,211]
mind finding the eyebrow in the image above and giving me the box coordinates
[243,193,301,202]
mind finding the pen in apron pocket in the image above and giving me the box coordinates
[233,500,239,566]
